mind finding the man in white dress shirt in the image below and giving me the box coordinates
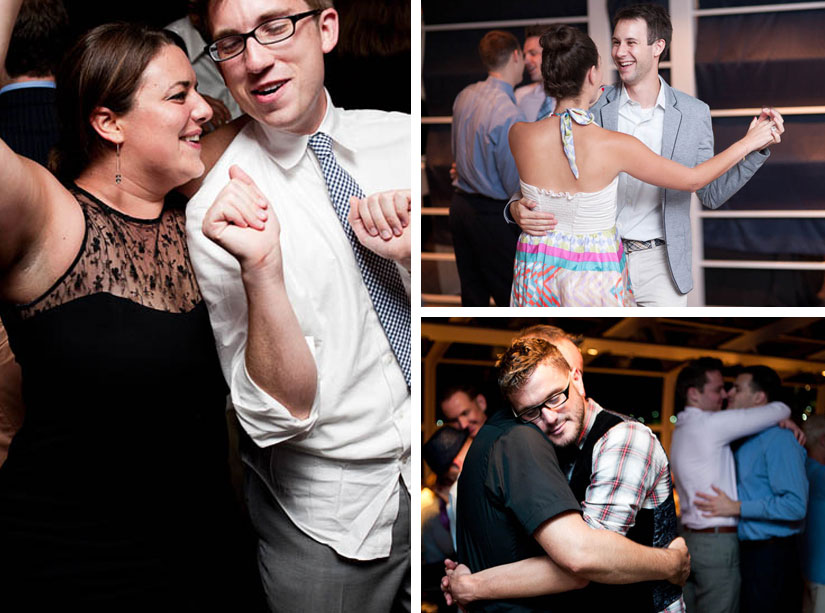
[670,358,792,613]
[185,0,411,610]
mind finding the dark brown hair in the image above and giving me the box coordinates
[5,0,69,79]
[196,0,334,41]
[675,357,724,411]
[524,24,547,40]
[613,3,673,56]
[50,23,181,183]
[739,365,782,403]
[539,24,599,99]
[497,338,570,399]
[478,30,520,72]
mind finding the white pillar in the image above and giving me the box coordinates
[670,0,705,306]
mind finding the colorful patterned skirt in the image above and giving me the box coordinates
[510,226,635,307]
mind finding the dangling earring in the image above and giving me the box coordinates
[115,142,122,184]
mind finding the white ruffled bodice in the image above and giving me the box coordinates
[520,176,619,234]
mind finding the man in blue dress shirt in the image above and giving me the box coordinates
[695,366,808,613]
[450,30,526,306]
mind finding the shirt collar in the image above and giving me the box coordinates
[576,397,602,448]
[618,74,667,111]
[486,75,517,103]
[0,80,56,95]
[258,88,357,169]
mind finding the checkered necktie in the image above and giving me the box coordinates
[307,132,410,387]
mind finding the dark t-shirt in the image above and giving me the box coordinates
[457,410,581,612]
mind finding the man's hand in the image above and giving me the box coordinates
[778,418,806,446]
[695,485,741,518]
[665,537,691,586]
[202,165,282,275]
[349,190,411,264]
[441,558,474,610]
[510,198,557,236]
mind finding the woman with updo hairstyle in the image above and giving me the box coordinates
[0,0,311,607]
[508,24,779,307]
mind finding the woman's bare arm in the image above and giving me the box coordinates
[614,118,775,194]
[0,0,74,281]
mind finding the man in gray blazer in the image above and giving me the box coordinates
[509,3,783,306]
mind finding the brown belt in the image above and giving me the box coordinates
[684,526,738,534]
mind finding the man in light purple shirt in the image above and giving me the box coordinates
[670,358,792,613]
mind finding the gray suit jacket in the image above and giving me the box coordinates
[591,81,770,294]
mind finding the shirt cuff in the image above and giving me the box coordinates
[230,336,320,446]
[738,498,757,519]
[503,189,523,224]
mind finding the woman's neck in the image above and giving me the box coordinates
[75,161,167,219]
[554,95,590,112]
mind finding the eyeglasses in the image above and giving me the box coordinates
[205,9,323,62]
[512,374,571,424]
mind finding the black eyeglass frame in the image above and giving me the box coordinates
[511,374,572,424]
[205,8,323,62]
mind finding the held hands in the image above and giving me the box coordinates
[348,189,411,264]
[202,165,282,276]
[694,485,741,518]
[665,537,691,586]
[511,198,557,236]
[441,558,473,610]
[742,107,783,154]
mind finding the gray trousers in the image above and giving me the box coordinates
[246,468,411,613]
[682,530,740,613]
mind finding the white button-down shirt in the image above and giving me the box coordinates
[670,402,790,530]
[185,91,411,561]
[615,76,667,241]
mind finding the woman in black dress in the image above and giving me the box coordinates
[0,0,315,608]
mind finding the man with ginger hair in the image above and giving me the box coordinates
[450,29,525,306]
[447,338,687,612]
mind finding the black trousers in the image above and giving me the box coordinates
[448,190,520,307]
[740,535,803,613]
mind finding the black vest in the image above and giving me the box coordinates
[562,409,682,612]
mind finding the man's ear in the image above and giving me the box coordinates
[475,394,487,414]
[652,38,666,59]
[571,368,586,397]
[89,106,123,145]
[318,8,339,54]
[686,386,698,407]
[753,390,767,406]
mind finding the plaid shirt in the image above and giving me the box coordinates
[577,399,686,613]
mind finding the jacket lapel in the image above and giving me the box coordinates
[662,82,681,161]
[599,85,621,132]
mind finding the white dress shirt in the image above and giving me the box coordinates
[186,91,411,561]
[670,402,790,530]
[615,76,667,241]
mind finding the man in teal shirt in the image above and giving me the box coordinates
[695,366,808,613]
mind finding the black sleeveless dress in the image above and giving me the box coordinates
[0,188,253,609]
